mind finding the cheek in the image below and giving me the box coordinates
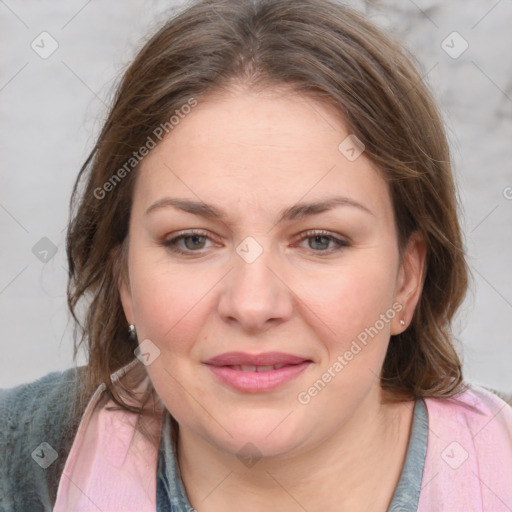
[293,266,398,413]
[129,244,398,358]
[128,262,212,422]
[299,259,397,345]
[132,279,188,341]
[128,252,215,354]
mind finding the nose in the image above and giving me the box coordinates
[216,241,294,333]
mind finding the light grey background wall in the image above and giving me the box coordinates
[1,0,511,390]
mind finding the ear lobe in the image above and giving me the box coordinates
[392,232,426,334]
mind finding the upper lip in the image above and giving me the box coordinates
[204,352,310,366]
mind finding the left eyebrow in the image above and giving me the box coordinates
[144,195,375,222]
[280,196,375,220]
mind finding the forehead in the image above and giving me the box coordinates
[163,86,345,163]
[134,87,392,223]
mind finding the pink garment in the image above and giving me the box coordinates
[54,362,512,511]
[53,361,164,512]
[418,385,512,511]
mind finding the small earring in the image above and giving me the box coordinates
[128,324,137,341]
[400,319,406,326]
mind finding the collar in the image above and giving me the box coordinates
[53,359,163,512]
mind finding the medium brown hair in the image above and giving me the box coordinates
[67,0,469,418]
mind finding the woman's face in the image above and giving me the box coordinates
[119,86,424,458]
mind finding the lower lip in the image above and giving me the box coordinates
[206,362,311,392]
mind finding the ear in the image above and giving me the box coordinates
[392,232,426,335]
[112,243,135,325]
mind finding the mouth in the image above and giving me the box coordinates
[204,352,312,392]
[228,364,291,372]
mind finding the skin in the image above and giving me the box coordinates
[119,84,426,511]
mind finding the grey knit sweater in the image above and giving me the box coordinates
[0,368,89,512]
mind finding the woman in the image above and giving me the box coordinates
[1,0,511,510]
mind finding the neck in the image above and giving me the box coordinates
[176,387,414,512]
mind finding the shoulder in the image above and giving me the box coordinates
[0,367,89,512]
[423,383,512,452]
[0,367,82,414]
[424,382,512,436]
[0,368,85,446]
[419,383,512,510]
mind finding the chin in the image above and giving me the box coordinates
[202,411,309,460]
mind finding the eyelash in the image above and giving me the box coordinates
[162,229,349,256]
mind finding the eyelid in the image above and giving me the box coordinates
[162,229,217,251]
[164,228,212,240]
[291,229,350,253]
[294,229,350,245]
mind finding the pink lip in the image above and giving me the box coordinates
[204,352,312,392]
[205,351,309,366]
